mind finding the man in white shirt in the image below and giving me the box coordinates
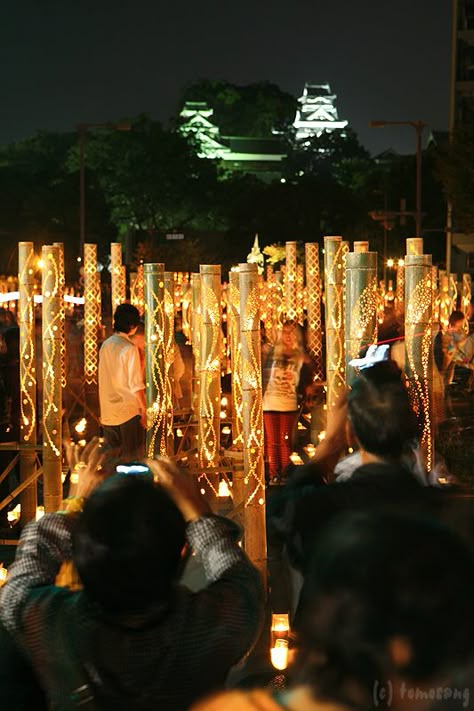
[99,303,146,459]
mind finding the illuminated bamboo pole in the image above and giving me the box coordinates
[285,241,298,321]
[164,272,175,453]
[305,243,323,380]
[345,242,378,385]
[52,242,66,392]
[191,272,201,414]
[228,270,243,449]
[84,244,101,435]
[239,262,266,581]
[324,236,346,411]
[462,273,472,318]
[198,265,221,498]
[296,263,304,324]
[273,270,284,339]
[404,238,434,472]
[144,263,167,457]
[432,267,440,324]
[181,280,192,342]
[130,262,145,316]
[111,242,125,312]
[42,245,63,512]
[18,242,37,523]
[396,260,405,314]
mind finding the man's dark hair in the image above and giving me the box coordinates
[73,474,186,613]
[448,310,465,327]
[295,511,474,706]
[113,303,141,334]
[347,361,418,459]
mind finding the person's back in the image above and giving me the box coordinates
[0,461,264,710]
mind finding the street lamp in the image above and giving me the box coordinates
[78,122,131,258]
[369,120,426,238]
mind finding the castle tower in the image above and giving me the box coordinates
[293,82,348,143]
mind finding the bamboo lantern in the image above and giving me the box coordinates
[305,243,323,380]
[431,267,440,324]
[111,242,125,312]
[181,280,192,342]
[404,238,434,472]
[42,245,63,512]
[395,260,405,314]
[198,265,221,498]
[228,269,244,448]
[265,265,277,345]
[164,272,175,452]
[324,236,346,411]
[191,272,201,414]
[461,273,472,319]
[438,272,451,332]
[273,270,285,338]
[239,262,267,582]
[53,243,66,391]
[345,242,378,385]
[18,242,37,523]
[296,263,305,325]
[84,244,101,387]
[285,241,298,321]
[130,263,145,316]
[144,263,167,457]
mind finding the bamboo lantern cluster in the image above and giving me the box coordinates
[324,236,346,411]
[144,263,168,457]
[228,269,244,448]
[404,238,434,471]
[164,272,175,450]
[130,263,145,316]
[191,272,201,413]
[345,242,378,385]
[111,242,126,312]
[305,243,323,380]
[18,242,38,522]
[198,265,222,497]
[42,245,63,512]
[83,244,101,387]
[239,262,266,581]
[285,241,298,322]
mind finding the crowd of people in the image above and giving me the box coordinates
[0,301,473,709]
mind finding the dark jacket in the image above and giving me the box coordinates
[0,514,264,711]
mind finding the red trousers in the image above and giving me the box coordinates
[263,411,298,480]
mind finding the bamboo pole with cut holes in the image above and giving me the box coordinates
[144,263,167,457]
[324,236,346,411]
[404,238,434,472]
[18,242,38,523]
[345,242,378,385]
[198,265,221,499]
[42,245,63,512]
[239,262,266,583]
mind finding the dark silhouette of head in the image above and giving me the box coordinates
[73,473,186,613]
[295,511,474,707]
[347,361,418,460]
[113,303,141,334]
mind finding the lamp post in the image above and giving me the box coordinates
[369,120,426,238]
[78,122,131,258]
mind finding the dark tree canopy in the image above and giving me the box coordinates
[178,80,296,136]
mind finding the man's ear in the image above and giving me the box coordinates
[345,418,358,448]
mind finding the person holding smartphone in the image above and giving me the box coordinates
[0,458,264,711]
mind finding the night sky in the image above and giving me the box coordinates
[1,0,451,154]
